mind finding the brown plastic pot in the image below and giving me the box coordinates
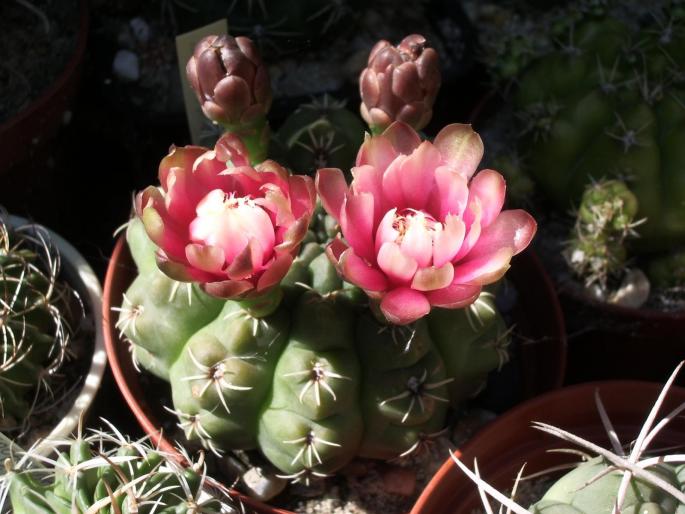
[103,236,566,513]
[0,0,88,175]
[412,380,685,514]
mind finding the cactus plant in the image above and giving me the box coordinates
[0,420,242,513]
[0,218,80,436]
[114,30,536,486]
[452,362,685,514]
[507,1,685,253]
[274,95,365,178]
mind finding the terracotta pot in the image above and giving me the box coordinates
[103,236,566,513]
[412,380,685,514]
[0,0,88,175]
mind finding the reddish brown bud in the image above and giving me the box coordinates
[360,34,441,132]
[186,34,272,127]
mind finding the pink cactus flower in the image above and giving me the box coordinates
[136,134,316,299]
[316,122,536,325]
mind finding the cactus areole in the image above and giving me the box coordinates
[118,118,536,481]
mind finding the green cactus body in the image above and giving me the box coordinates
[530,457,685,513]
[274,96,365,177]
[514,10,685,252]
[119,217,512,477]
[0,222,75,426]
[3,433,234,513]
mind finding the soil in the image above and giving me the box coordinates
[0,0,80,123]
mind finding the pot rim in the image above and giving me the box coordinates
[6,215,106,456]
[411,379,685,514]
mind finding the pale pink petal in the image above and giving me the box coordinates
[433,124,484,179]
[400,141,442,209]
[465,210,537,260]
[256,253,294,292]
[356,131,398,169]
[454,198,482,262]
[315,168,348,222]
[400,216,433,268]
[468,169,506,228]
[433,215,466,268]
[202,279,254,298]
[428,166,469,221]
[288,174,316,220]
[425,282,482,309]
[158,145,206,190]
[340,192,376,262]
[377,242,418,285]
[452,247,514,285]
[185,244,226,274]
[382,121,422,155]
[375,208,399,253]
[351,164,385,225]
[411,262,454,291]
[380,156,406,209]
[226,239,262,280]
[339,249,388,291]
[380,287,430,325]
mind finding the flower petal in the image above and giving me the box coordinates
[375,208,399,254]
[316,168,347,222]
[340,192,376,262]
[411,262,454,291]
[288,174,316,220]
[400,141,442,209]
[468,169,506,228]
[356,132,398,170]
[425,282,482,309]
[428,166,469,221]
[339,249,388,291]
[452,247,514,285]
[433,214,465,268]
[351,164,385,225]
[382,121,422,155]
[465,210,537,260]
[400,216,433,268]
[377,242,418,285]
[185,243,226,274]
[433,124,484,179]
[202,279,254,298]
[256,252,294,293]
[380,287,430,325]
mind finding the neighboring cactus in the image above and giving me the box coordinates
[274,95,365,177]
[564,179,641,293]
[0,218,79,435]
[0,421,241,513]
[453,362,685,514]
[508,2,685,253]
[119,215,512,478]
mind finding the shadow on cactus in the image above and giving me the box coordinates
[0,217,85,442]
[477,0,685,307]
[452,361,685,513]
[0,418,245,513]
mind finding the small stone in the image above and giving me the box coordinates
[608,268,650,308]
[112,50,140,82]
[129,17,151,44]
[380,464,416,497]
[241,466,287,502]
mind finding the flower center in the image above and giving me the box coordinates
[190,189,275,266]
[392,209,439,244]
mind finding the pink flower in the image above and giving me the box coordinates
[136,134,316,298]
[315,122,536,325]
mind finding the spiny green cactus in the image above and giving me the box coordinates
[273,96,365,178]
[564,179,641,292]
[117,216,511,480]
[0,219,78,434]
[0,421,241,514]
[531,456,685,513]
[510,1,685,253]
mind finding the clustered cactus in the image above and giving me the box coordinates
[0,218,79,436]
[454,362,685,513]
[564,179,642,297]
[116,29,536,485]
[1,421,241,513]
